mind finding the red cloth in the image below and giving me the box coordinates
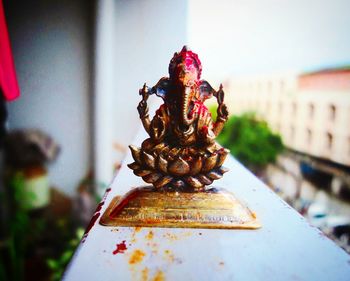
[0,0,20,101]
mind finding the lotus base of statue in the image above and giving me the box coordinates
[127,141,230,192]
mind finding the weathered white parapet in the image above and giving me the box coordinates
[64,127,350,281]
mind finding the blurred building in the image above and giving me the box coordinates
[227,67,350,166]
[226,67,350,223]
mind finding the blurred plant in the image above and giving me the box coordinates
[0,128,61,280]
[1,172,34,280]
[0,129,93,280]
[210,107,283,173]
[46,228,84,281]
[0,171,79,281]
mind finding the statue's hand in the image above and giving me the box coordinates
[218,103,229,120]
[150,115,166,141]
[138,83,150,118]
[137,100,149,118]
[216,85,224,104]
[199,125,216,144]
[215,85,228,120]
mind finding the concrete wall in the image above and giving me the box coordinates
[4,0,93,195]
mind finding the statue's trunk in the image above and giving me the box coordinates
[181,86,193,126]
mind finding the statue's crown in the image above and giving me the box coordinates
[169,46,202,79]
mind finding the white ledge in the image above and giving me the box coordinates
[64,128,350,281]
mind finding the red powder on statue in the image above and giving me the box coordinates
[191,101,208,117]
[202,125,209,135]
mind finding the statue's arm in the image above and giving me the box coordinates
[137,84,151,135]
[213,113,227,136]
[213,85,229,136]
[150,112,166,143]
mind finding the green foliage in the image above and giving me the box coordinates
[0,172,52,281]
[215,111,283,171]
[46,228,84,281]
[0,171,83,281]
[209,103,218,121]
[7,172,29,281]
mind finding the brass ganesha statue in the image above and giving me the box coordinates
[128,46,230,191]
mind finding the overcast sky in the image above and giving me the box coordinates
[188,0,350,81]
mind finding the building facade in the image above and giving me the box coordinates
[226,68,350,167]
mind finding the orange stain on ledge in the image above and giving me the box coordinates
[130,226,142,243]
[146,230,154,240]
[152,270,165,281]
[135,226,142,233]
[141,267,149,281]
[163,231,192,241]
[164,249,175,263]
[162,233,178,241]
[129,249,146,265]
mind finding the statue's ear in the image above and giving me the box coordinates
[198,80,215,102]
[150,77,170,100]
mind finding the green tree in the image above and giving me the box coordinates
[212,109,283,173]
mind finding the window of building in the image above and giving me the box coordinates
[326,132,333,151]
[276,123,281,132]
[257,82,261,93]
[280,80,285,92]
[329,104,336,121]
[309,103,314,119]
[248,100,253,109]
[290,126,295,140]
[256,100,260,110]
[307,129,312,146]
[267,81,272,93]
[292,102,297,115]
[278,102,283,114]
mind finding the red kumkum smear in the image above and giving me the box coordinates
[113,240,127,255]
[81,187,112,243]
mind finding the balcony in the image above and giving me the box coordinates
[64,128,350,281]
